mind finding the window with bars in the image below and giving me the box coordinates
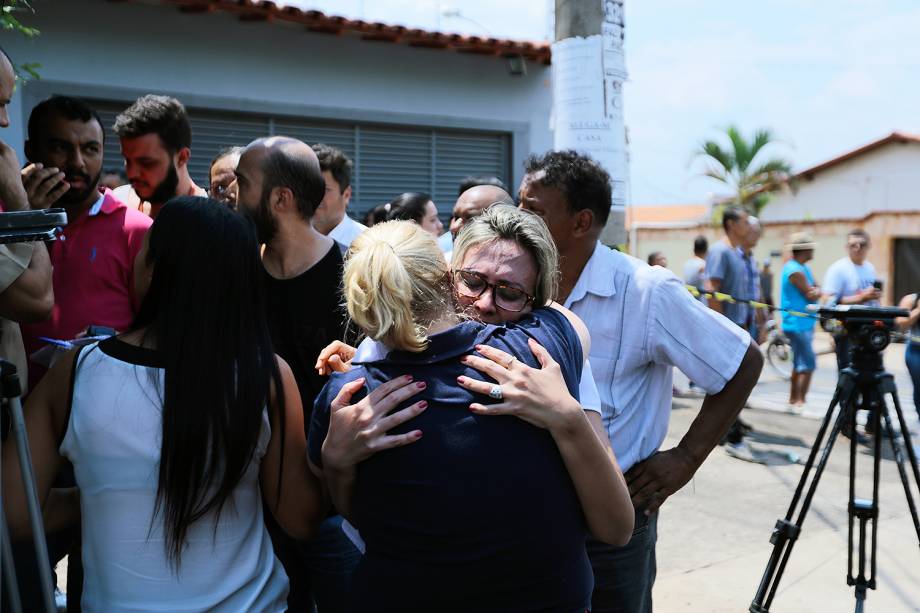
[91,101,511,221]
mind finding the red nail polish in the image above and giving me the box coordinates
[416,381,426,388]
[405,375,413,382]
[418,400,428,409]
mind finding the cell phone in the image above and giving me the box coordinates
[86,325,117,338]
[872,280,883,292]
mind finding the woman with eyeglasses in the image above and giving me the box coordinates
[308,211,633,612]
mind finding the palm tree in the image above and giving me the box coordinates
[696,125,793,216]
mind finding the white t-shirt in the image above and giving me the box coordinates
[683,255,706,288]
[823,257,878,306]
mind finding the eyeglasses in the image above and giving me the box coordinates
[453,269,534,312]
[209,183,235,204]
[847,240,869,250]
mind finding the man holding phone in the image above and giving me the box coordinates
[19,96,151,391]
[823,228,882,371]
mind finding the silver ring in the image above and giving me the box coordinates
[488,385,503,400]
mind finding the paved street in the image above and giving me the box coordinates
[657,339,920,612]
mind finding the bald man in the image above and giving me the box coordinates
[449,184,514,239]
[234,136,360,611]
[436,183,515,251]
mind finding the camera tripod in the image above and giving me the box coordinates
[751,345,920,612]
[0,208,68,613]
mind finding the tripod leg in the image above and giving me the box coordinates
[752,381,854,612]
[0,508,24,613]
[880,391,920,544]
[7,395,56,613]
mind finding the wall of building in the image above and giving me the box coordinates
[4,0,553,192]
[760,142,920,223]
[633,211,920,306]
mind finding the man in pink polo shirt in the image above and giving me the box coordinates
[20,96,151,391]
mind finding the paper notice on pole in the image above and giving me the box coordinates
[552,34,629,209]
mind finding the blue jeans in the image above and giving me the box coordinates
[786,328,816,372]
[586,510,658,613]
[907,343,920,421]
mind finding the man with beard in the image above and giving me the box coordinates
[113,94,205,218]
[21,96,152,391]
[235,136,360,612]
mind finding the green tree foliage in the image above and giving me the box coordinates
[2,0,40,81]
[696,125,793,217]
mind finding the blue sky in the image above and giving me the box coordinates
[291,1,920,206]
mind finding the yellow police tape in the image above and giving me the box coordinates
[684,284,920,344]
[684,285,813,319]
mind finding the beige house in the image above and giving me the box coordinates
[630,132,920,305]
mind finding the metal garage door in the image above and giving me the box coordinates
[91,101,511,221]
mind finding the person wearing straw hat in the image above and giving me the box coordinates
[780,232,821,408]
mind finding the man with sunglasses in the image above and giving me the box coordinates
[823,228,882,371]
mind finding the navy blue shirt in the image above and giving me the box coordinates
[309,308,590,613]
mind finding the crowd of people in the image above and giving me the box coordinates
[672,211,919,448]
[0,42,818,613]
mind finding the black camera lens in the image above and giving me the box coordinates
[868,329,889,351]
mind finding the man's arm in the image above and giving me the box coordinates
[625,340,762,514]
[706,277,724,313]
[0,242,53,322]
[0,140,29,212]
[788,271,820,302]
[704,249,725,313]
[626,273,763,514]
[0,140,54,321]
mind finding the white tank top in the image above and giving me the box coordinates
[60,338,288,612]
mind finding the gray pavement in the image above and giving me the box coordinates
[656,340,920,612]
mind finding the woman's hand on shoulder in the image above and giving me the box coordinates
[321,374,428,471]
[315,340,357,376]
[457,339,584,436]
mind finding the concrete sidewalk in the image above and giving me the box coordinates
[656,342,920,612]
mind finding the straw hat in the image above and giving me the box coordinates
[786,231,816,251]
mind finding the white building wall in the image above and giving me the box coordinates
[761,142,920,223]
[4,0,553,190]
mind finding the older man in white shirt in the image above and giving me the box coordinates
[519,150,763,613]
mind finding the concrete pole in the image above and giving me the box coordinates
[553,0,629,247]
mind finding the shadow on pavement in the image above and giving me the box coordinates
[747,430,810,449]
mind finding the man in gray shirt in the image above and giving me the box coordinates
[706,207,752,327]
[705,206,756,460]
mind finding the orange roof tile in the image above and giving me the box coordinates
[110,0,552,64]
[626,204,709,229]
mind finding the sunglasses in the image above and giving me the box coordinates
[847,240,869,250]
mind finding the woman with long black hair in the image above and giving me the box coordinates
[2,197,323,611]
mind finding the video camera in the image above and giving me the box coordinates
[0,209,67,243]
[816,305,909,353]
